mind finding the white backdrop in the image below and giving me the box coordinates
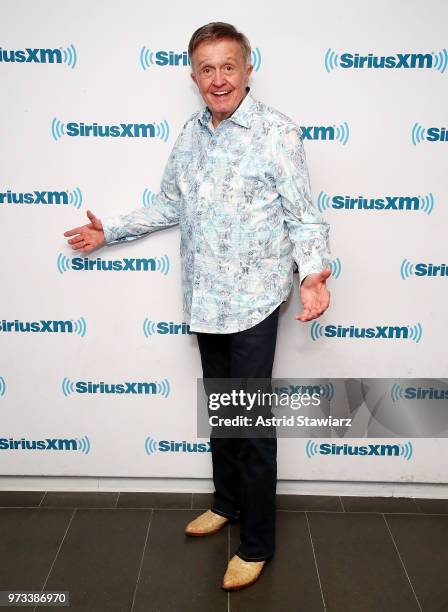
[1,0,447,483]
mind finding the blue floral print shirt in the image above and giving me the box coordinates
[102,90,331,333]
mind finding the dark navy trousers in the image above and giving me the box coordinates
[196,305,280,561]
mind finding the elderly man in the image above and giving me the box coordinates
[64,22,331,590]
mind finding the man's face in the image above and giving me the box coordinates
[191,38,253,127]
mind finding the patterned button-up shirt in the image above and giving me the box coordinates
[102,90,331,333]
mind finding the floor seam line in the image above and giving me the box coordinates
[382,513,423,612]
[33,508,77,612]
[305,511,327,611]
[130,508,154,612]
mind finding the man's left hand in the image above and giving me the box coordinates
[296,267,331,322]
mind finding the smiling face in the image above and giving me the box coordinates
[190,38,253,127]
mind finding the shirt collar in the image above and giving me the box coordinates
[198,87,255,130]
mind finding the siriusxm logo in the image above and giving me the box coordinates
[0,317,86,336]
[325,48,447,73]
[143,318,191,337]
[139,46,262,71]
[306,440,413,460]
[144,436,211,454]
[391,384,448,401]
[0,376,5,397]
[0,44,77,68]
[273,383,334,400]
[51,118,169,142]
[57,254,170,275]
[311,322,423,343]
[300,122,349,144]
[62,378,170,398]
[401,259,448,279]
[0,435,90,453]
[0,187,83,209]
[412,123,448,144]
[317,192,434,215]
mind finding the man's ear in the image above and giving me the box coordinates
[190,70,197,85]
[246,63,254,79]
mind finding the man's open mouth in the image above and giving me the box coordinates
[212,91,231,98]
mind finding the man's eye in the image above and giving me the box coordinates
[225,65,233,71]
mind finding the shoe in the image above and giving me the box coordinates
[221,554,266,591]
[185,510,229,537]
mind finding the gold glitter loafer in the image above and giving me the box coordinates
[221,554,266,591]
[185,510,229,537]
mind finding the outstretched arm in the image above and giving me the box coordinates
[63,134,182,252]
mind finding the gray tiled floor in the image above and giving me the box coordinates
[0,491,446,611]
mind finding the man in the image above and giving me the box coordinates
[64,22,331,590]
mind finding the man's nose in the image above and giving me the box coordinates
[212,69,226,87]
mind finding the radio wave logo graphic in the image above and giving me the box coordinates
[400,441,413,461]
[319,383,334,401]
[76,435,91,454]
[329,257,341,279]
[324,48,339,72]
[391,383,405,402]
[62,44,77,69]
[419,192,435,215]
[143,318,156,338]
[61,377,76,397]
[68,187,83,209]
[139,46,155,70]
[57,252,72,274]
[142,188,157,208]
[335,122,349,145]
[433,48,448,73]
[51,117,65,141]
[154,120,170,142]
[400,258,415,280]
[310,322,325,341]
[156,255,170,275]
[317,191,331,212]
[306,440,319,458]
[250,48,262,72]
[70,317,87,337]
[411,122,427,145]
[0,376,6,397]
[157,379,171,398]
[144,436,158,455]
[408,322,423,343]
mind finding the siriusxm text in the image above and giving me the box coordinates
[0,319,73,333]
[65,123,159,138]
[331,195,420,210]
[0,47,62,64]
[0,190,69,205]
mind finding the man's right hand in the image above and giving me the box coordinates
[63,210,106,253]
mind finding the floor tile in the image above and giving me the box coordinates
[307,512,420,612]
[228,512,324,612]
[386,513,448,610]
[192,492,214,509]
[43,509,150,611]
[0,491,45,507]
[117,492,191,509]
[132,509,228,612]
[342,496,418,514]
[41,492,118,508]
[277,494,343,512]
[0,508,72,590]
